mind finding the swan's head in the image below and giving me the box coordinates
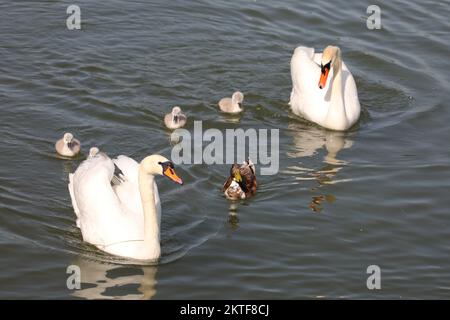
[232,91,244,105]
[63,132,74,144]
[141,155,183,185]
[319,46,341,89]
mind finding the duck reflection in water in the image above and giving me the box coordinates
[219,112,242,124]
[287,121,354,213]
[70,257,158,300]
[227,202,240,230]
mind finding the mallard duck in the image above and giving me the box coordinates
[218,91,244,113]
[55,132,81,157]
[222,159,257,200]
[164,106,187,129]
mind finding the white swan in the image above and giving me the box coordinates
[218,91,244,113]
[289,46,360,131]
[55,132,81,157]
[68,153,183,261]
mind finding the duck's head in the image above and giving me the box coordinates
[319,46,341,89]
[230,164,242,183]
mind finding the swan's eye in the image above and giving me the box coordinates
[159,161,174,169]
[321,61,331,74]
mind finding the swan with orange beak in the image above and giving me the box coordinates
[289,45,361,131]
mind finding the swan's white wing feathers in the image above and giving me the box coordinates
[68,173,81,227]
[112,155,142,218]
[341,64,361,125]
[70,156,142,248]
[113,155,140,183]
[290,48,328,122]
[112,155,161,230]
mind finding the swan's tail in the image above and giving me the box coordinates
[68,173,81,228]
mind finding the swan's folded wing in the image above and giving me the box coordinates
[113,155,140,183]
[341,61,361,125]
[291,46,321,96]
[293,46,315,60]
[112,155,143,219]
[68,173,81,227]
[112,155,161,231]
[72,156,140,247]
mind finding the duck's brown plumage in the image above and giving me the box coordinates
[222,160,257,200]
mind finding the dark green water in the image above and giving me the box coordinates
[1,0,450,299]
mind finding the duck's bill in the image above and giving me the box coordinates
[164,167,183,185]
[318,68,329,89]
[234,171,242,183]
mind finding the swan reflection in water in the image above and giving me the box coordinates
[286,121,355,213]
[70,256,158,300]
[219,112,242,124]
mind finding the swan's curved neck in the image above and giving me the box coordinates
[231,96,242,112]
[138,167,160,257]
[326,54,347,129]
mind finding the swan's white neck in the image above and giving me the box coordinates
[325,54,348,130]
[138,167,160,259]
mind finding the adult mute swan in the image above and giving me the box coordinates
[55,132,81,157]
[68,153,183,261]
[289,46,360,131]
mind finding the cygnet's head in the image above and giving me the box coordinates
[89,147,100,158]
[232,91,244,104]
[172,106,182,115]
[63,132,74,144]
